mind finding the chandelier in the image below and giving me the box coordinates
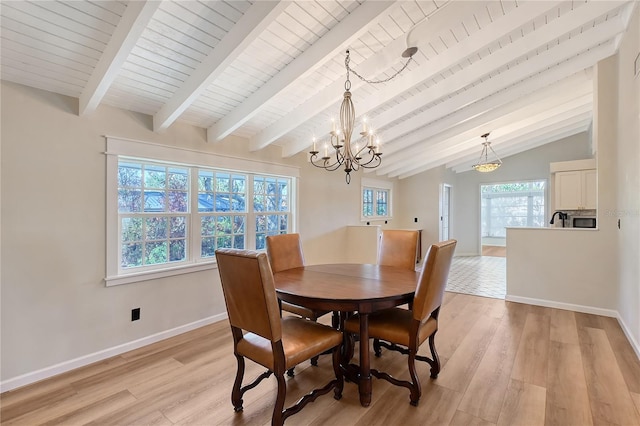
[472,133,502,173]
[309,48,417,184]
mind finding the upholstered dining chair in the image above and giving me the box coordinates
[266,233,338,375]
[378,229,420,270]
[215,248,343,426]
[344,239,457,406]
[266,233,331,322]
[266,233,341,324]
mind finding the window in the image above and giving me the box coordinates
[253,176,291,250]
[106,137,298,286]
[361,178,393,220]
[481,180,546,238]
[118,162,189,269]
[198,171,247,258]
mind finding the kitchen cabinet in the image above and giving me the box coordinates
[555,169,596,210]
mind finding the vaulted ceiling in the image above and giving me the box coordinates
[1,1,635,178]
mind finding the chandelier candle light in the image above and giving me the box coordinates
[472,132,502,173]
[309,47,417,184]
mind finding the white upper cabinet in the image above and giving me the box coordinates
[555,169,597,210]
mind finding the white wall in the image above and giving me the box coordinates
[396,166,456,257]
[614,4,640,354]
[0,81,399,387]
[454,133,592,255]
[289,156,401,265]
[507,6,640,355]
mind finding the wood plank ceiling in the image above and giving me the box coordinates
[1,1,635,178]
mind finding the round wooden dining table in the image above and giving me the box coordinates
[273,263,420,407]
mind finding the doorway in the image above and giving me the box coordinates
[480,180,546,257]
[439,184,451,241]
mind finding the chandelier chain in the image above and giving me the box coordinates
[345,50,415,85]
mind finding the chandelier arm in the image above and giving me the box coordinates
[359,155,382,169]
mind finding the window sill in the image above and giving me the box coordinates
[105,261,218,286]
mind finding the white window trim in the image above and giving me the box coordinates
[105,136,299,286]
[361,177,393,221]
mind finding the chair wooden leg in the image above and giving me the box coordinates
[331,311,340,329]
[407,351,421,406]
[373,338,382,357]
[272,373,287,426]
[332,346,344,400]
[428,333,440,378]
[232,354,245,412]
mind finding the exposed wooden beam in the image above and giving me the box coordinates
[370,72,591,170]
[79,1,160,116]
[368,0,625,145]
[282,0,563,158]
[251,0,491,152]
[153,1,287,132]
[373,24,621,176]
[395,106,593,178]
[207,1,396,144]
[374,77,593,176]
[449,121,592,173]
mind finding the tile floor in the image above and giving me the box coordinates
[446,255,506,299]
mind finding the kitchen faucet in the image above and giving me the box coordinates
[550,211,568,227]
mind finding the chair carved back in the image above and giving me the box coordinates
[215,248,282,342]
[412,240,457,322]
[266,233,305,273]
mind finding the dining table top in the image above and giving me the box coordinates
[273,263,420,313]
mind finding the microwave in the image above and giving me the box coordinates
[572,216,596,228]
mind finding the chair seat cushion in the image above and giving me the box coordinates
[236,317,342,370]
[281,301,330,320]
[344,308,437,347]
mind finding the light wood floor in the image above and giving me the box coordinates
[3,292,640,425]
[481,245,506,257]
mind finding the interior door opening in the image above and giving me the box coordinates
[440,184,451,242]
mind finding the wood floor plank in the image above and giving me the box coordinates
[355,381,462,426]
[449,409,496,426]
[436,296,498,364]
[457,312,525,423]
[600,316,640,393]
[2,298,639,426]
[496,379,546,426]
[545,341,593,426]
[511,313,550,387]
[434,313,501,393]
[579,326,640,425]
[631,392,640,418]
[550,308,579,344]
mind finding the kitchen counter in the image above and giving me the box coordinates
[505,227,614,314]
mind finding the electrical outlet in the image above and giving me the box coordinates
[131,308,140,321]
[414,217,418,222]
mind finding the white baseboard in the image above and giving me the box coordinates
[505,295,618,317]
[506,294,640,360]
[617,313,640,360]
[0,313,228,393]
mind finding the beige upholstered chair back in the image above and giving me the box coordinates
[266,233,305,273]
[378,230,419,270]
[412,240,457,322]
[215,248,282,342]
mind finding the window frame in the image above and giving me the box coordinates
[360,178,393,221]
[105,137,299,286]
